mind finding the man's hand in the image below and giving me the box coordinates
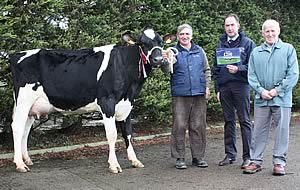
[226,65,238,74]
[261,89,278,100]
[269,88,278,97]
[261,90,273,100]
[162,50,170,62]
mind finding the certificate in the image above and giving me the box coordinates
[216,48,241,66]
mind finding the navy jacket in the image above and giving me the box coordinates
[213,32,256,92]
[171,42,206,96]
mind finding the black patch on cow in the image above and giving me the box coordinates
[39,49,104,110]
[10,48,104,110]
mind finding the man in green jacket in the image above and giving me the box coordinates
[244,19,299,176]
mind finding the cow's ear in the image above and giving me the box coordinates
[163,34,177,44]
[122,31,136,45]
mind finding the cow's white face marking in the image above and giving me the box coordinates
[17,49,41,64]
[94,44,115,81]
[144,29,155,40]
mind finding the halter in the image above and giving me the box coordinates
[146,46,163,63]
[138,46,164,78]
[138,46,179,78]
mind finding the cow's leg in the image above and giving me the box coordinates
[120,113,144,168]
[11,103,32,173]
[21,117,35,166]
[103,115,122,173]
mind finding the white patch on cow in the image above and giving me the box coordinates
[29,96,53,118]
[115,99,132,121]
[17,84,46,106]
[144,29,155,40]
[12,83,49,171]
[103,114,122,173]
[126,134,144,168]
[93,44,115,81]
[54,100,100,114]
[72,100,100,113]
[17,49,41,64]
[126,135,136,160]
[15,84,54,118]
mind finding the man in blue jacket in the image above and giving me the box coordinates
[213,14,256,168]
[164,23,211,169]
[244,19,299,176]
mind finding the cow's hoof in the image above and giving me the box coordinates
[131,159,144,168]
[109,166,122,174]
[16,165,30,173]
[24,159,33,166]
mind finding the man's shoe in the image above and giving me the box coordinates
[219,156,235,166]
[241,159,251,169]
[175,158,187,169]
[192,158,208,168]
[273,164,285,176]
[243,162,262,174]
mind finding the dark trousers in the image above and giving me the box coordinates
[220,83,252,160]
[171,96,207,159]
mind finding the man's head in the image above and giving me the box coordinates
[224,14,240,38]
[177,24,193,48]
[262,19,280,46]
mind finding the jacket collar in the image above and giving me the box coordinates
[259,39,283,52]
[220,31,246,43]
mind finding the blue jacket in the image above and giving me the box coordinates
[248,39,299,107]
[171,42,207,96]
[213,32,256,92]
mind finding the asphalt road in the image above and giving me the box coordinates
[0,116,299,190]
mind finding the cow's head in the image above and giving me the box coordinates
[122,28,176,67]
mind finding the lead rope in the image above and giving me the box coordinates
[163,47,178,74]
[139,46,147,78]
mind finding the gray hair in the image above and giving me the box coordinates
[177,24,193,36]
[262,19,280,31]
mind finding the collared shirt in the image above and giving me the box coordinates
[263,39,279,51]
[227,34,239,42]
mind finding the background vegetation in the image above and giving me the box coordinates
[0,0,299,135]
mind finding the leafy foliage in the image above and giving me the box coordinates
[0,0,299,132]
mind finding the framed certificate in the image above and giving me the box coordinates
[216,48,241,66]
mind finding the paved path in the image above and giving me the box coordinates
[0,117,299,190]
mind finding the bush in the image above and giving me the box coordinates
[0,0,299,132]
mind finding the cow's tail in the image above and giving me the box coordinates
[0,51,9,59]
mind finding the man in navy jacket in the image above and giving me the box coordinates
[213,14,256,169]
[164,24,211,169]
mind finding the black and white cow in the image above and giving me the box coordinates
[9,28,175,173]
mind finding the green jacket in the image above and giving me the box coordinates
[248,39,299,107]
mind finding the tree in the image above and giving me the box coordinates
[0,0,299,134]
